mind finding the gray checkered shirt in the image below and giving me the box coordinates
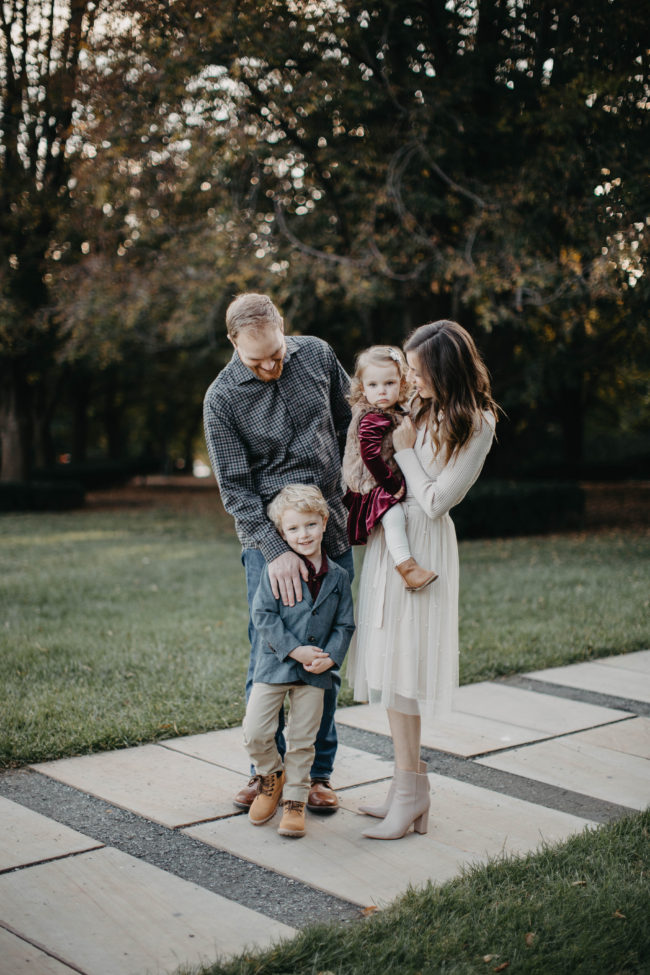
[203,334,351,562]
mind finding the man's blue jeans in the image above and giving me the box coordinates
[242,547,354,781]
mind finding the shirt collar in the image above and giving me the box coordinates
[300,544,329,581]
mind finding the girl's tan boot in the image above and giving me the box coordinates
[395,559,438,591]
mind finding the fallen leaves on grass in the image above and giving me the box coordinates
[525,932,536,947]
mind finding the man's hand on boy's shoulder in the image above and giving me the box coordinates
[268,551,309,607]
[289,644,333,674]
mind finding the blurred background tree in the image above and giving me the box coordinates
[1,0,648,481]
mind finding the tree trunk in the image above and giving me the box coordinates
[71,371,92,462]
[558,383,585,470]
[0,369,32,481]
[104,371,123,460]
[32,378,58,471]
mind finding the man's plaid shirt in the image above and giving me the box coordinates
[203,334,352,562]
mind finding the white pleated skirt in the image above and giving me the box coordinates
[347,498,459,718]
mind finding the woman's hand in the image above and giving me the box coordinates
[393,416,417,451]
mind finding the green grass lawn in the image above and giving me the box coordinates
[1,504,648,767]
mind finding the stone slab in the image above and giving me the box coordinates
[161,729,393,788]
[571,716,650,759]
[477,735,650,810]
[452,681,630,732]
[0,928,77,975]
[598,650,650,674]
[0,847,294,975]
[336,703,557,757]
[185,775,591,908]
[525,655,650,703]
[31,745,249,828]
[335,682,629,756]
[0,797,103,872]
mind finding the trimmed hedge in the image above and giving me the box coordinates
[32,456,161,491]
[453,480,585,539]
[0,480,85,513]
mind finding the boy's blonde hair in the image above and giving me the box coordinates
[267,483,330,532]
[226,293,283,338]
[348,345,409,409]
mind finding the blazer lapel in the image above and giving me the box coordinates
[312,559,339,609]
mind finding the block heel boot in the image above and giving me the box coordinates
[362,766,430,840]
[358,761,427,819]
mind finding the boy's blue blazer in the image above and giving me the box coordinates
[251,557,355,690]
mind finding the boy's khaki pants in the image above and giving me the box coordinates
[244,682,325,803]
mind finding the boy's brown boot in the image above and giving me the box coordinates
[248,770,285,825]
[395,558,438,592]
[278,800,306,837]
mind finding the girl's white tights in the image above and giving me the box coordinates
[381,503,412,566]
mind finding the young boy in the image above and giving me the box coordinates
[244,484,355,838]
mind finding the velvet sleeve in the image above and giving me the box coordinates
[358,413,405,496]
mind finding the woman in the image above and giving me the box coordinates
[348,320,499,840]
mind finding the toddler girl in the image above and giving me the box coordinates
[342,345,437,591]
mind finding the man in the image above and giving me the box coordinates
[203,293,353,813]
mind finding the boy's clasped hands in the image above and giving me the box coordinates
[289,645,334,674]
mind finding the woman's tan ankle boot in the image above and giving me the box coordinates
[358,761,427,818]
[395,558,438,592]
[362,765,430,840]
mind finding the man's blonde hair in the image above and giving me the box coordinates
[267,484,329,532]
[226,293,283,338]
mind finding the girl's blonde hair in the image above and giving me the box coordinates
[404,320,499,461]
[267,483,329,532]
[348,345,409,409]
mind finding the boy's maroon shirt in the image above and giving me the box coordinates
[300,545,329,601]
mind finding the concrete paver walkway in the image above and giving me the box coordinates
[1,650,649,975]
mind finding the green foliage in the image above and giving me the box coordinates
[0,1,114,478]
[2,0,648,480]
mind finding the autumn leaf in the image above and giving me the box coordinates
[571,880,587,886]
[483,955,496,963]
[361,905,378,916]
[613,910,626,919]
[525,932,536,947]
[493,963,510,972]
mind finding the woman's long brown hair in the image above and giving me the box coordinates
[404,320,499,460]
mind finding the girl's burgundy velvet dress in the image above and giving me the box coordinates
[343,411,406,545]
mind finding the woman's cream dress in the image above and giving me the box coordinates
[348,412,496,717]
